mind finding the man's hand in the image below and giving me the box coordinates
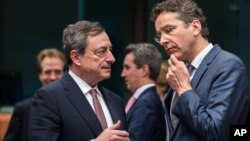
[166,54,192,95]
[94,120,130,141]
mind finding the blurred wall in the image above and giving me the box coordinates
[0,0,78,105]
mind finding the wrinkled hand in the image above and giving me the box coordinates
[166,54,192,95]
[94,120,130,141]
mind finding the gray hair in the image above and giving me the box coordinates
[124,43,162,80]
[62,20,105,65]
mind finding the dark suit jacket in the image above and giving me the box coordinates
[164,44,249,141]
[29,72,127,141]
[127,86,166,141]
[4,98,32,141]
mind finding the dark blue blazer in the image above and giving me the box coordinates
[29,72,127,141]
[4,98,32,141]
[126,86,166,141]
[164,44,249,141]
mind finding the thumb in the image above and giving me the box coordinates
[110,120,121,130]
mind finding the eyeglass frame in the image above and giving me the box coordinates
[154,22,188,44]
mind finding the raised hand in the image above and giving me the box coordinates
[166,54,192,95]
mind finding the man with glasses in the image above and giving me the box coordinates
[151,0,249,141]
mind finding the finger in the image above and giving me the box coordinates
[168,58,173,67]
[113,130,129,137]
[112,135,130,141]
[115,136,130,141]
[170,54,178,65]
[168,58,177,75]
[166,71,170,81]
[110,120,121,130]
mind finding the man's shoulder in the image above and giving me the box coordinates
[40,76,67,92]
[138,87,162,104]
[13,98,32,113]
[141,86,158,98]
[15,98,32,108]
[213,44,243,63]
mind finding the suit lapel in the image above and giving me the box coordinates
[164,89,175,135]
[172,45,222,137]
[61,73,103,136]
[191,45,221,90]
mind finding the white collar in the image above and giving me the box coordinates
[68,70,102,96]
[133,83,155,99]
[191,43,213,69]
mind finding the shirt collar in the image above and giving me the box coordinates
[68,70,102,96]
[190,43,213,69]
[133,83,155,99]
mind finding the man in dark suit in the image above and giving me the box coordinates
[29,21,129,141]
[121,43,166,141]
[4,48,66,141]
[150,0,249,141]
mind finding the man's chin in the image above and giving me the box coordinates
[170,53,183,60]
[102,74,111,79]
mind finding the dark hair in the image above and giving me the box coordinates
[124,43,162,80]
[62,21,105,65]
[151,0,209,39]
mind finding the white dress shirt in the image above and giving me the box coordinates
[68,70,113,127]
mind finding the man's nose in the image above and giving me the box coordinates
[106,51,116,63]
[159,33,170,45]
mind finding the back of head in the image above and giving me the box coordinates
[62,20,105,66]
[156,60,169,87]
[124,43,162,80]
[150,0,209,40]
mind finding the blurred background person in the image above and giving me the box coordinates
[37,48,66,86]
[156,60,170,101]
[121,43,166,141]
[3,48,66,141]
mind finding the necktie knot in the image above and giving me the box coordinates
[187,64,195,75]
[89,89,97,97]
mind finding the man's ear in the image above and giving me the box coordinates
[191,19,201,37]
[141,64,150,77]
[70,50,81,66]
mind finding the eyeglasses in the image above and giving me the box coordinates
[154,22,187,44]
